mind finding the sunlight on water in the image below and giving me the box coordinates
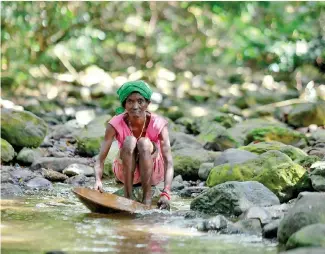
[1,191,278,254]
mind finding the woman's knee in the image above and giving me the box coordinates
[137,137,152,153]
[121,136,137,154]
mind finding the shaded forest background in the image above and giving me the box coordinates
[1,1,325,118]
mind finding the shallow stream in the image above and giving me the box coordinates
[1,181,278,254]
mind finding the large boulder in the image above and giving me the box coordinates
[76,114,111,156]
[244,126,307,147]
[277,192,325,244]
[228,118,287,146]
[172,147,213,180]
[190,181,279,216]
[286,223,325,250]
[207,150,306,201]
[1,138,15,162]
[1,109,48,148]
[287,102,325,127]
[239,141,308,162]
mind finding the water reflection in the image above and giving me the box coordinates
[1,196,277,254]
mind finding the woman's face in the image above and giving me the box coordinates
[124,92,150,117]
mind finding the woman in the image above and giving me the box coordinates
[94,80,174,210]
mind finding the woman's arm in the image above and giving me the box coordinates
[159,125,174,193]
[94,123,116,191]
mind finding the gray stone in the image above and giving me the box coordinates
[10,169,35,183]
[31,157,92,172]
[263,219,281,239]
[42,168,69,182]
[170,131,203,151]
[198,215,229,232]
[221,218,262,235]
[286,223,325,250]
[190,181,280,216]
[280,247,325,254]
[179,186,209,198]
[278,192,325,244]
[64,175,95,187]
[26,177,52,190]
[214,148,258,166]
[198,162,214,180]
[239,206,272,225]
[62,163,94,176]
[16,147,43,164]
[1,183,23,197]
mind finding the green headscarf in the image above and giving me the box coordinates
[115,80,152,115]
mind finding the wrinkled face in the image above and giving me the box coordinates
[124,92,150,117]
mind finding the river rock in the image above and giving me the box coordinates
[244,126,307,147]
[179,186,209,198]
[280,247,325,254]
[1,108,48,148]
[42,168,69,182]
[170,131,203,151]
[277,192,325,244]
[50,120,83,140]
[197,215,229,232]
[31,157,92,172]
[221,218,262,235]
[286,223,325,250]
[310,161,325,191]
[197,122,239,151]
[76,114,111,156]
[16,147,43,164]
[207,151,306,202]
[214,148,258,166]
[263,219,282,239]
[62,163,94,176]
[1,183,23,197]
[172,147,212,180]
[10,169,35,183]
[64,175,95,187]
[239,206,272,225]
[190,181,279,216]
[228,118,287,146]
[26,177,52,190]
[198,162,214,180]
[1,138,15,162]
[239,141,308,162]
[287,102,325,127]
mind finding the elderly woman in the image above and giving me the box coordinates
[94,80,174,210]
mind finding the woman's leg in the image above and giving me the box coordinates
[137,137,154,205]
[120,136,137,199]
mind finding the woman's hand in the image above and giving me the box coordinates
[157,195,170,210]
[94,180,103,193]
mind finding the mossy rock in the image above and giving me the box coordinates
[278,192,325,244]
[175,117,200,135]
[244,126,307,146]
[197,122,239,151]
[16,147,42,164]
[228,118,287,146]
[207,150,306,201]
[213,112,238,128]
[239,141,308,162]
[1,109,48,148]
[286,223,325,250]
[76,114,111,156]
[172,148,211,180]
[287,102,325,127]
[1,138,15,162]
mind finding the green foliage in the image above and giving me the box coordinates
[1,2,324,87]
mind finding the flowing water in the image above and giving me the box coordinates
[1,181,278,254]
